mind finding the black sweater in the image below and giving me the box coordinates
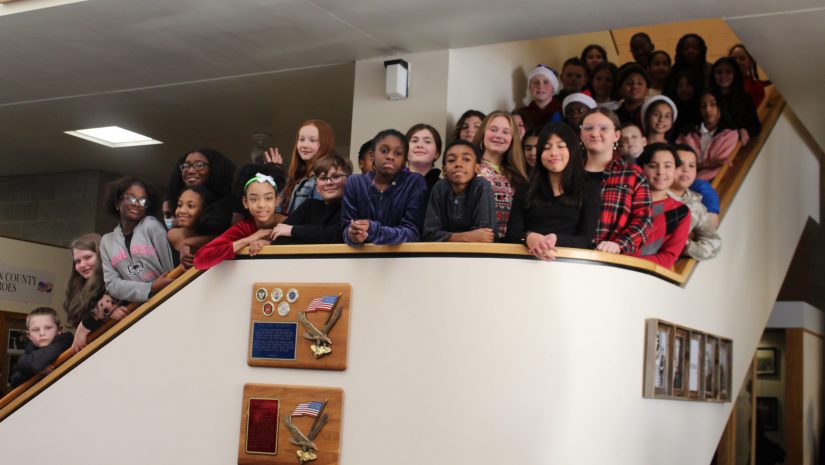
[274,199,343,244]
[9,332,73,388]
[504,183,600,249]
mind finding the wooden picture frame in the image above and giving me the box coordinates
[671,327,689,397]
[718,338,733,401]
[643,319,732,403]
[687,331,704,400]
[703,335,719,400]
[756,347,778,376]
[644,319,672,398]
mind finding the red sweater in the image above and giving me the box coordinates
[633,196,690,268]
[193,218,258,270]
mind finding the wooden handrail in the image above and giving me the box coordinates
[673,87,786,279]
[0,265,198,420]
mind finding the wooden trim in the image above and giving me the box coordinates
[0,266,200,422]
[802,328,823,339]
[784,328,803,465]
[242,243,687,284]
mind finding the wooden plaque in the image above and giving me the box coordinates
[239,384,344,465]
[248,283,351,370]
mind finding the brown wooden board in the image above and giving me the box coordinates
[239,383,343,465]
[248,283,350,371]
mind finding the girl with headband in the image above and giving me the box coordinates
[194,164,286,270]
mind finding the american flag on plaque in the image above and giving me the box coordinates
[292,401,324,417]
[305,295,338,312]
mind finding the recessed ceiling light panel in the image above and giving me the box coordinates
[65,126,162,148]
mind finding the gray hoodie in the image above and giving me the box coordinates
[100,216,174,302]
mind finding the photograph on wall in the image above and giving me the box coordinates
[756,347,778,377]
[654,322,672,396]
[704,336,719,400]
[688,332,703,399]
[7,329,27,353]
[718,339,732,401]
[671,327,688,397]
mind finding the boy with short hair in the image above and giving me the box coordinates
[619,122,648,163]
[423,140,497,242]
[558,57,589,101]
[633,143,691,268]
[10,307,73,388]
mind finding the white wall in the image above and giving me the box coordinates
[348,50,450,159]
[0,236,70,323]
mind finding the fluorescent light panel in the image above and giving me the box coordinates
[65,126,162,148]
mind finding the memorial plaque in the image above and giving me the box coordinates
[248,283,351,371]
[246,398,280,455]
[251,322,298,360]
[239,384,343,465]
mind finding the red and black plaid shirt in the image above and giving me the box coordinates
[592,159,653,254]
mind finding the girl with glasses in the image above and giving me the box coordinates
[100,177,174,303]
[271,154,352,245]
[161,148,236,229]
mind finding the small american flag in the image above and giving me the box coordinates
[36,281,53,293]
[305,295,338,313]
[292,401,323,417]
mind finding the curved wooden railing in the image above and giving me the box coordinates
[0,265,200,421]
[0,88,789,423]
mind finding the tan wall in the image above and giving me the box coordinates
[612,18,767,78]
[446,30,614,130]
[348,50,450,161]
[0,236,70,324]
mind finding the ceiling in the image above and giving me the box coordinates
[0,0,822,187]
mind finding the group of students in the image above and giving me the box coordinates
[10,31,761,389]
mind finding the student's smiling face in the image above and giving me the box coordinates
[175,189,204,228]
[443,145,478,186]
[242,182,278,226]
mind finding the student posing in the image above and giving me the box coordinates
[342,129,428,245]
[101,177,174,303]
[506,122,601,259]
[581,109,652,254]
[633,143,691,268]
[10,307,73,388]
[271,154,352,245]
[194,164,287,269]
[423,140,497,243]
[64,234,130,352]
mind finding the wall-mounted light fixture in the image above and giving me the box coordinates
[383,59,409,101]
